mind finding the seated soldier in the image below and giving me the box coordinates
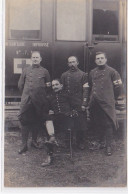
[41,79,77,167]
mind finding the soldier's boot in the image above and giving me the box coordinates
[106,146,112,156]
[41,155,53,167]
[78,142,85,150]
[99,132,106,149]
[31,126,42,149]
[31,140,42,149]
[18,126,29,154]
[18,143,28,154]
[48,135,59,146]
[105,126,113,156]
[41,141,54,167]
[76,132,85,150]
[99,141,106,149]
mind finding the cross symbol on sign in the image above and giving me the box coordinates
[17,59,30,70]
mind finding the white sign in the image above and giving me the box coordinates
[14,58,32,74]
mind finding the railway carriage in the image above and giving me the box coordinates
[5,0,126,112]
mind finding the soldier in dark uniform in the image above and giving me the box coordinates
[18,51,51,154]
[61,56,88,150]
[41,79,76,166]
[88,52,123,156]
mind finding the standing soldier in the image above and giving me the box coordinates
[88,51,123,156]
[18,51,51,154]
[61,56,88,150]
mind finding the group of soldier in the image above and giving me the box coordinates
[17,51,123,166]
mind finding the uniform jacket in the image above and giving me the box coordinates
[18,65,50,116]
[88,64,123,128]
[47,90,71,116]
[61,68,88,111]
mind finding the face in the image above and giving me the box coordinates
[52,80,63,93]
[95,54,107,66]
[68,56,79,70]
[31,52,42,65]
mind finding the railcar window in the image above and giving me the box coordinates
[56,0,86,41]
[93,0,119,41]
[8,0,41,40]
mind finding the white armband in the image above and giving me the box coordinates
[113,79,122,86]
[83,82,89,88]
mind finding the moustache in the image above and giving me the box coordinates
[71,66,75,68]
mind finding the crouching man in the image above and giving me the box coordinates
[41,79,78,166]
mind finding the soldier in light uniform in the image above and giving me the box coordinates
[61,56,88,150]
[18,51,51,154]
[88,51,123,155]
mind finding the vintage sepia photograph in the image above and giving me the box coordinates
[3,0,127,188]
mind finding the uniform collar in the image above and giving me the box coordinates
[32,64,40,68]
[69,67,79,72]
[53,89,62,95]
[97,64,106,70]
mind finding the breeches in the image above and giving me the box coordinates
[18,100,47,126]
[52,114,74,133]
[20,123,41,145]
[18,100,47,145]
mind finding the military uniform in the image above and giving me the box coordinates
[47,90,74,133]
[18,64,50,149]
[61,68,88,147]
[88,64,123,147]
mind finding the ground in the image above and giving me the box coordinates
[4,125,127,188]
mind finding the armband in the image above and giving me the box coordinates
[83,82,89,88]
[113,79,122,86]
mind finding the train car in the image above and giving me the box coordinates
[5,0,126,100]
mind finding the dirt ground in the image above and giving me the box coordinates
[4,126,127,187]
